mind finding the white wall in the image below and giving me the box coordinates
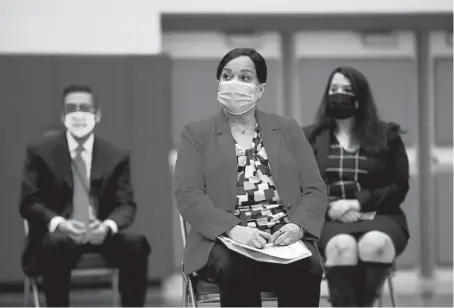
[160,0,452,14]
[0,0,161,54]
[162,31,281,59]
[1,0,451,54]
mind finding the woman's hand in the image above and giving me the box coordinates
[270,223,303,246]
[328,199,360,220]
[338,210,362,223]
[227,225,271,249]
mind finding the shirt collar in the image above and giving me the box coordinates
[66,131,94,154]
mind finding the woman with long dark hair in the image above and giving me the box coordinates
[303,66,410,307]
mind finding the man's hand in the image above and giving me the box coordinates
[270,223,303,246]
[338,210,362,223]
[88,222,110,245]
[57,220,86,244]
[227,225,271,249]
[328,199,360,220]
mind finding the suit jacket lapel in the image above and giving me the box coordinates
[215,111,238,208]
[90,137,104,184]
[256,110,281,184]
[52,133,73,189]
[89,137,104,212]
[314,129,331,181]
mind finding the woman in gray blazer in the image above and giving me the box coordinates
[174,48,329,307]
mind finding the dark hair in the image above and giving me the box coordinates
[313,66,402,154]
[216,48,267,84]
[62,85,97,108]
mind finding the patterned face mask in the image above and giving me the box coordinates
[217,80,260,115]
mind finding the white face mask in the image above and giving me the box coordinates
[217,80,261,115]
[64,111,96,139]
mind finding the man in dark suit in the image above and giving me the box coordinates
[19,85,151,307]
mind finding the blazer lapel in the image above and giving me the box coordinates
[52,133,73,189]
[90,137,104,185]
[215,111,238,208]
[256,110,280,183]
[314,129,331,181]
[90,137,104,211]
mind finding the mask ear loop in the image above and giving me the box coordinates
[256,83,266,100]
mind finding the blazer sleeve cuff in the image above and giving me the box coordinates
[295,224,317,241]
[356,190,372,211]
[48,216,66,233]
[200,215,241,241]
[103,219,119,234]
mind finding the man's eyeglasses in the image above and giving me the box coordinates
[64,103,96,113]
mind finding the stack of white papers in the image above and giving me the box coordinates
[218,236,312,264]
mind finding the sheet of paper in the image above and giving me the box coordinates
[359,211,376,220]
[218,236,312,264]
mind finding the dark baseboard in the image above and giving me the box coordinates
[0,279,161,293]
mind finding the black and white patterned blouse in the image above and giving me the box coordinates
[233,125,289,234]
[325,139,369,200]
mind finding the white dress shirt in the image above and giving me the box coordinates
[48,132,118,234]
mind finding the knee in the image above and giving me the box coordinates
[326,234,357,256]
[42,232,75,258]
[325,234,358,265]
[208,245,249,288]
[358,231,395,262]
[122,234,151,257]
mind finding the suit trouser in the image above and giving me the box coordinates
[37,230,151,307]
[197,240,323,307]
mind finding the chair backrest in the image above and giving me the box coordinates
[178,214,189,248]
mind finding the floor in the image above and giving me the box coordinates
[1,268,452,307]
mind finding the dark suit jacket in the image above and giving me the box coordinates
[19,132,136,275]
[174,109,329,274]
[303,123,410,237]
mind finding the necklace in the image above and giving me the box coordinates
[230,121,255,134]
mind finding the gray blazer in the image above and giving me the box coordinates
[174,109,328,274]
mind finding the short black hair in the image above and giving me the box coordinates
[62,85,97,108]
[216,48,267,84]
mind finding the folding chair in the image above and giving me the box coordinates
[178,215,278,307]
[23,220,120,307]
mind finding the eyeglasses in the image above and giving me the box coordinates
[64,103,96,114]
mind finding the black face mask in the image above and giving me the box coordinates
[327,93,357,119]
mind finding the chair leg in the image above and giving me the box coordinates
[24,277,30,307]
[181,278,188,308]
[31,278,40,308]
[388,276,397,307]
[112,270,120,307]
[187,279,197,308]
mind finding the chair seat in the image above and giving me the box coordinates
[193,276,276,298]
[76,253,110,269]
[193,277,220,295]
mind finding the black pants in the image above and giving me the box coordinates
[38,230,151,307]
[197,240,323,307]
